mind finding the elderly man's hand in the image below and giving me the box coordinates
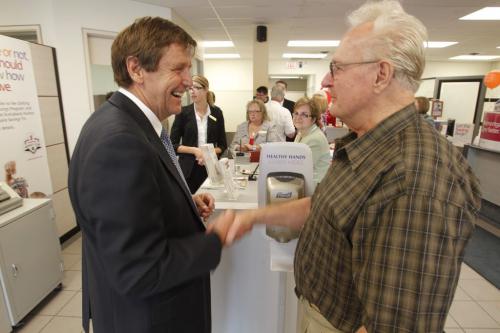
[224,210,255,245]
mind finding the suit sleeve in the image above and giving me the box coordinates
[78,132,222,299]
[170,112,183,151]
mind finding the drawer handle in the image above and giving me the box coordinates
[11,264,18,277]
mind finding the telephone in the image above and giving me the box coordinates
[0,182,23,216]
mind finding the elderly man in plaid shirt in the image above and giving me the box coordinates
[224,1,481,332]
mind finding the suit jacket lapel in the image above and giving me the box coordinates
[109,93,203,226]
[206,106,216,144]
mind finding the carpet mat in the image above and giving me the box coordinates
[463,226,500,289]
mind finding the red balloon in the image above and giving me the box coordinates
[484,70,500,89]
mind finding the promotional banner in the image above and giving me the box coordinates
[0,35,52,198]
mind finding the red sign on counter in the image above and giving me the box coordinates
[480,112,500,142]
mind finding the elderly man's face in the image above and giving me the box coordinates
[329,23,379,123]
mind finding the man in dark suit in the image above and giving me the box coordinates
[68,17,233,333]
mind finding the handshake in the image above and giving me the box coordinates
[206,210,253,246]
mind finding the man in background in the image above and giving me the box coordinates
[69,17,233,333]
[255,85,269,103]
[275,79,295,113]
[225,1,481,332]
[265,85,295,141]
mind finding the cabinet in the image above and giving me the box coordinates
[0,199,63,326]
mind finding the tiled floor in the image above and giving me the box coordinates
[12,233,500,333]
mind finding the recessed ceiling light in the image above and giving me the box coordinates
[450,55,500,61]
[460,7,500,20]
[497,46,500,49]
[282,53,327,59]
[424,41,458,48]
[203,53,240,59]
[201,41,234,48]
[287,40,340,47]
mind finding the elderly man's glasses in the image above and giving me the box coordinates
[329,60,379,76]
[247,110,262,114]
[292,112,312,119]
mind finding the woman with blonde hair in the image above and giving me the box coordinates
[293,97,330,183]
[231,99,279,152]
[170,75,227,192]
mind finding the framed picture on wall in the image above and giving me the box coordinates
[431,99,444,117]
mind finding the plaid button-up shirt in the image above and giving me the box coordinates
[294,104,481,332]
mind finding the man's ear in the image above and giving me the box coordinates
[373,60,393,93]
[126,56,144,84]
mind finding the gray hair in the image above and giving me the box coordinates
[270,85,285,101]
[347,0,427,92]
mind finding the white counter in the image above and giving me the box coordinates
[198,164,298,333]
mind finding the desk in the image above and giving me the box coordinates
[464,144,500,226]
[198,165,298,333]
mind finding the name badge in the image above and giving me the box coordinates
[209,115,217,122]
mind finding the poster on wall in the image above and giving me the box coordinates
[431,99,444,118]
[0,35,52,198]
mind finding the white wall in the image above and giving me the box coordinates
[0,0,172,153]
[204,59,254,132]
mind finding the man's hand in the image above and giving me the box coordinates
[192,193,215,219]
[225,210,255,245]
[206,210,235,246]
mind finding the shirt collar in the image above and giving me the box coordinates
[194,104,211,120]
[118,87,163,137]
[334,103,417,170]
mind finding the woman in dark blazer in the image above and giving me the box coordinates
[170,75,227,193]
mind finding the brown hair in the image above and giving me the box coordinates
[415,96,430,114]
[246,99,269,122]
[192,75,215,107]
[112,17,196,87]
[294,96,322,127]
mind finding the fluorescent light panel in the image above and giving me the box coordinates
[287,40,339,47]
[203,53,240,59]
[460,7,500,20]
[424,41,458,48]
[270,75,302,79]
[282,53,327,59]
[450,55,500,61]
[202,41,234,48]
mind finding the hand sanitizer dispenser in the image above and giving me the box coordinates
[265,172,305,242]
[258,142,314,243]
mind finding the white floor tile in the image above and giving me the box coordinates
[449,301,500,328]
[62,241,81,255]
[39,316,83,333]
[460,264,485,280]
[36,291,77,316]
[463,330,500,333]
[16,315,53,333]
[62,270,82,291]
[446,314,461,328]
[478,302,500,325]
[459,280,500,301]
[67,259,82,271]
[454,285,473,301]
[58,292,82,317]
[62,254,80,271]
[445,329,464,333]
